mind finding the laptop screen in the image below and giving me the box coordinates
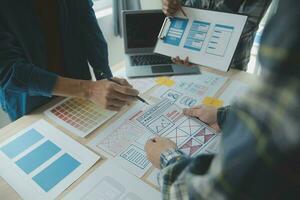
[125,11,166,49]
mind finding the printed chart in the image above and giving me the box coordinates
[206,24,234,57]
[64,160,160,200]
[184,21,211,51]
[164,17,189,46]
[45,98,116,137]
[155,7,248,71]
[0,120,99,200]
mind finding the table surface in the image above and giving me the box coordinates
[0,62,258,200]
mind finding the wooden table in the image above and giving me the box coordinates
[0,62,258,199]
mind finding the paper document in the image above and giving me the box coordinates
[220,80,250,106]
[155,7,248,71]
[0,120,99,200]
[63,160,161,200]
[136,99,220,156]
[149,72,227,108]
[113,68,157,94]
[45,98,117,137]
[88,102,152,178]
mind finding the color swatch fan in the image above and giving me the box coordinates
[45,98,116,137]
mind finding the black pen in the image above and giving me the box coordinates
[107,77,149,105]
[92,67,150,105]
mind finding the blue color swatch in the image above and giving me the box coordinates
[164,17,188,46]
[1,129,44,159]
[15,141,61,174]
[32,153,81,192]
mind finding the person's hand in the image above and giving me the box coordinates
[183,105,221,132]
[145,137,176,169]
[162,0,181,16]
[87,77,139,111]
[172,56,197,67]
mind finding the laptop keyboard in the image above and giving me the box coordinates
[130,54,173,66]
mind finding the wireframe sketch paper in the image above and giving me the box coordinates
[89,99,221,180]
[155,7,248,71]
[88,102,153,178]
[149,72,227,108]
[63,160,161,200]
[0,120,100,200]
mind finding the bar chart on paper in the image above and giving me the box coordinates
[45,98,117,137]
[0,120,99,200]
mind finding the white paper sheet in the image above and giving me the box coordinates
[149,72,227,108]
[113,68,157,94]
[88,102,152,178]
[63,160,161,200]
[219,80,250,106]
[155,7,248,71]
[136,99,220,157]
[0,120,99,200]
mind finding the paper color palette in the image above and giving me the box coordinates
[45,98,116,137]
[0,120,100,200]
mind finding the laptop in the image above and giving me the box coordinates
[122,9,200,78]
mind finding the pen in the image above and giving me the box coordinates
[107,78,149,105]
[92,67,150,105]
[179,5,187,17]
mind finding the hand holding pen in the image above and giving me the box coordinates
[92,68,149,109]
[162,0,187,17]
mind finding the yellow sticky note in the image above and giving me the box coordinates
[155,77,176,87]
[202,97,224,108]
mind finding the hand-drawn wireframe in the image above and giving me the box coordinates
[96,123,143,157]
[136,99,183,136]
[120,145,150,170]
[163,117,205,146]
[147,116,175,135]
[180,138,203,156]
[160,89,183,103]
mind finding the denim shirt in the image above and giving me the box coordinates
[0,0,112,120]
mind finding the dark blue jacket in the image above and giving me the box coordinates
[0,0,112,120]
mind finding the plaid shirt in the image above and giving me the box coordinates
[159,0,300,199]
[181,0,272,70]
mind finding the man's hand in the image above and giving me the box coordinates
[172,56,197,68]
[183,105,221,132]
[87,77,139,111]
[145,137,176,169]
[162,0,181,16]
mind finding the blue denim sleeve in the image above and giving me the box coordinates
[0,29,58,97]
